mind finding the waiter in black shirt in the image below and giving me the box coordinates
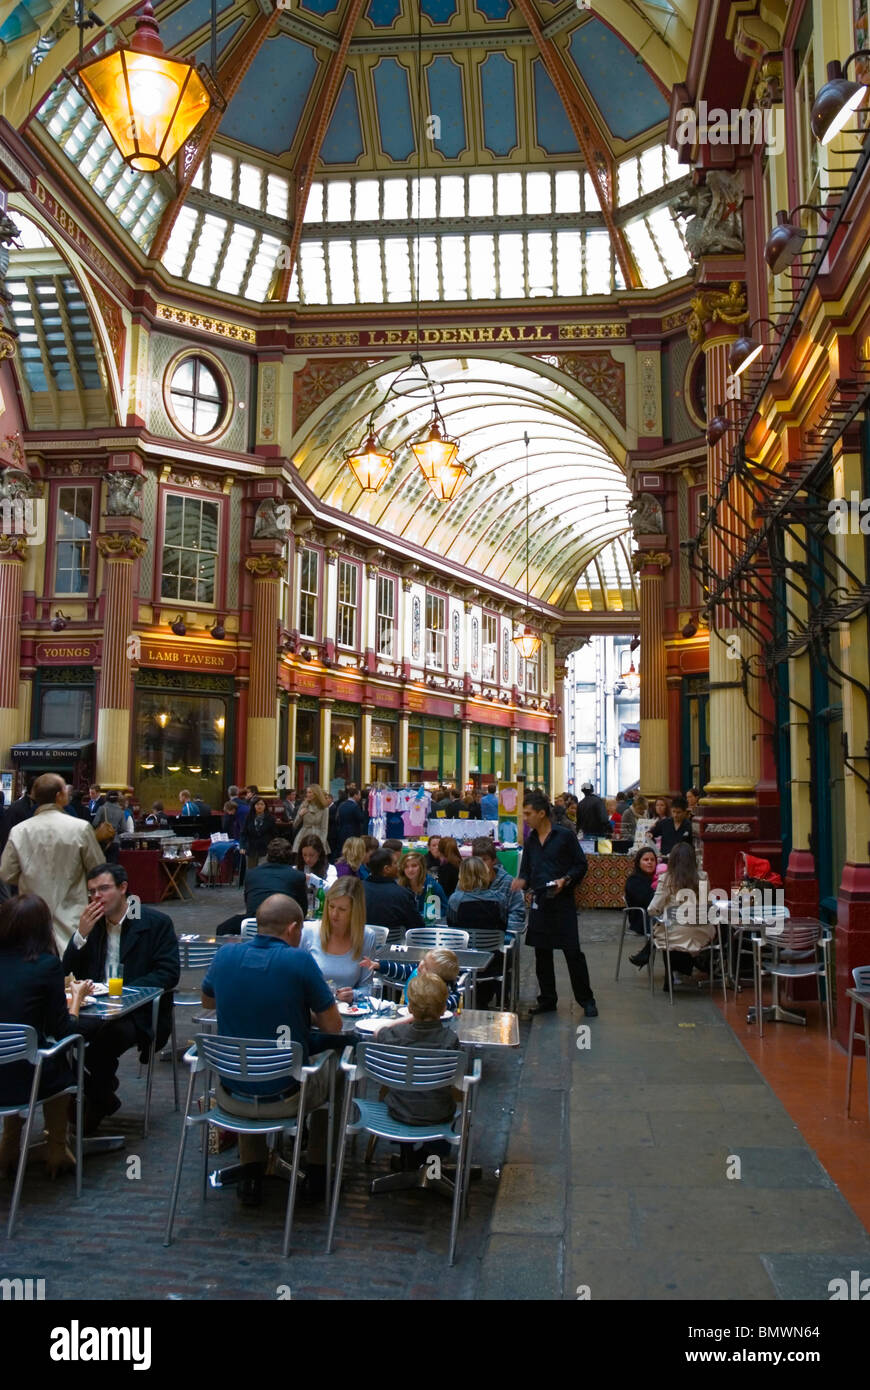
[513,791,598,1018]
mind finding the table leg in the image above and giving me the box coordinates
[864,1007,870,1121]
[846,995,857,1116]
[143,995,160,1137]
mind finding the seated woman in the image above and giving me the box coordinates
[0,894,92,1178]
[446,856,506,931]
[425,835,441,872]
[626,847,658,955]
[398,850,448,918]
[435,836,462,899]
[335,836,368,879]
[359,835,380,881]
[633,842,712,985]
[295,832,331,881]
[300,877,378,1002]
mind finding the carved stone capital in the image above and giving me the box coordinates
[687,281,748,345]
[245,554,285,579]
[97,532,148,560]
[632,549,671,573]
[0,331,16,363]
[0,533,28,558]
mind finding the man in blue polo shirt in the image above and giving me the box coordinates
[201,893,342,1205]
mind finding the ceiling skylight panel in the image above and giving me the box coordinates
[639,144,665,195]
[216,224,256,294]
[327,240,355,303]
[209,153,235,198]
[496,172,522,216]
[189,213,228,286]
[417,236,439,300]
[646,206,691,279]
[469,234,496,298]
[244,235,283,301]
[326,180,352,222]
[663,143,682,182]
[497,232,525,297]
[526,232,554,296]
[555,230,582,296]
[238,162,263,210]
[555,170,581,214]
[353,180,380,221]
[12,217,52,249]
[468,174,494,217]
[384,236,411,301]
[355,240,384,302]
[286,267,300,303]
[162,206,199,276]
[305,183,324,223]
[617,156,639,206]
[192,163,205,190]
[266,173,289,219]
[440,236,467,298]
[526,171,552,215]
[382,179,408,221]
[299,241,329,303]
[623,217,666,286]
[585,228,612,293]
[438,176,465,218]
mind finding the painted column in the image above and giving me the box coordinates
[360,704,373,786]
[634,547,671,799]
[548,732,557,800]
[244,553,284,793]
[509,726,518,779]
[833,431,870,1048]
[460,719,472,791]
[398,711,409,783]
[95,529,147,790]
[319,698,333,789]
[0,535,27,764]
[783,523,818,916]
[285,693,298,792]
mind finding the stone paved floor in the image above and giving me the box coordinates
[2,896,868,1300]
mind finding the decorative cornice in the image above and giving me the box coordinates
[155,303,256,345]
[245,554,285,579]
[97,533,147,559]
[687,281,748,345]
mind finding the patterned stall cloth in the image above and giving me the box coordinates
[574,852,633,910]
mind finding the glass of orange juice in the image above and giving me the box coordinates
[108,971,124,998]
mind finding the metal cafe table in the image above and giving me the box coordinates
[74,985,164,1152]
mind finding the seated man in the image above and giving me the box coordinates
[244,837,307,919]
[62,864,180,1133]
[200,893,342,1206]
[363,848,424,942]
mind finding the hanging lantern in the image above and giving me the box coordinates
[512,625,542,660]
[621,659,640,695]
[424,454,471,502]
[73,2,215,172]
[344,430,394,492]
[411,413,459,483]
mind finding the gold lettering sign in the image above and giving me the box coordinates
[291,323,625,350]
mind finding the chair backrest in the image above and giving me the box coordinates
[852,964,870,992]
[452,898,505,935]
[463,927,506,952]
[240,918,258,939]
[195,1033,302,1085]
[760,918,823,951]
[0,1023,39,1067]
[405,927,470,950]
[357,1042,467,1090]
[179,941,221,970]
[366,925,389,950]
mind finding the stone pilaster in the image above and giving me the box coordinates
[95,530,147,790]
[632,546,670,799]
[0,535,27,764]
[244,553,284,794]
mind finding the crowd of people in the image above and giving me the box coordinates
[0,769,709,1207]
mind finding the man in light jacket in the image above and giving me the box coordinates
[0,773,105,951]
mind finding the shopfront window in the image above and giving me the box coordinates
[331,715,358,789]
[409,718,459,783]
[518,736,548,789]
[38,684,94,739]
[294,707,318,791]
[370,718,396,782]
[134,689,227,808]
[470,728,508,786]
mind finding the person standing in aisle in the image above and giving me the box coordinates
[512,791,598,1018]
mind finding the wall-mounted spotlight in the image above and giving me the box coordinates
[811,53,870,143]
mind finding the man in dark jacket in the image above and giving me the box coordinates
[0,777,35,851]
[576,782,612,837]
[363,849,424,941]
[63,863,180,1132]
[244,837,307,918]
[336,786,366,843]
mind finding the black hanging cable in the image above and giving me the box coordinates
[524,430,531,610]
[210,0,217,80]
[414,0,423,354]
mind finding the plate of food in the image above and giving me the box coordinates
[336,1001,371,1017]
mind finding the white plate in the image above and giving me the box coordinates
[396,1005,453,1021]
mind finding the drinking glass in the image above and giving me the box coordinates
[108,970,124,998]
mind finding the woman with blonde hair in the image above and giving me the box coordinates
[336,836,368,878]
[299,877,378,1002]
[446,855,506,930]
[398,850,448,917]
[291,783,330,853]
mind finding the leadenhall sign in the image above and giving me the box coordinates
[292,320,628,350]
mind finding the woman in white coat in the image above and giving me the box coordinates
[291,784,331,853]
[633,841,714,987]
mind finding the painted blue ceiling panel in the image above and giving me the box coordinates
[300,0,341,13]
[568,19,668,139]
[220,36,319,155]
[474,0,511,18]
[157,0,234,52]
[425,56,467,158]
[422,0,457,22]
[365,0,402,28]
[321,71,365,164]
[192,18,245,67]
[0,0,54,45]
[533,59,579,155]
[479,51,517,156]
[372,58,415,161]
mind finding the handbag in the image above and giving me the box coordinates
[95,820,115,844]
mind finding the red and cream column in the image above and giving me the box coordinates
[95,531,147,790]
[633,546,671,799]
[0,535,27,763]
[244,553,284,794]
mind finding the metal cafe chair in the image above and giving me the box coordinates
[844,964,870,1118]
[164,1035,335,1258]
[240,918,258,939]
[326,1043,480,1266]
[651,907,728,1007]
[366,925,390,952]
[751,918,833,1040]
[726,899,790,999]
[404,927,470,951]
[168,940,222,1108]
[461,927,513,1009]
[0,1024,85,1237]
[615,904,649,981]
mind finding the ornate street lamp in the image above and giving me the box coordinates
[344,427,394,493]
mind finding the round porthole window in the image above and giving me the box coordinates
[165,352,231,440]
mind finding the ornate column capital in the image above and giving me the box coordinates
[632,549,671,573]
[0,534,28,559]
[687,281,749,347]
[97,533,147,560]
[245,554,285,579]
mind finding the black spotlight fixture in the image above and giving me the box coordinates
[50,611,69,632]
[728,318,783,378]
[705,402,744,447]
[170,614,187,637]
[210,616,226,640]
[811,53,870,144]
[682,618,699,639]
[764,204,831,274]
